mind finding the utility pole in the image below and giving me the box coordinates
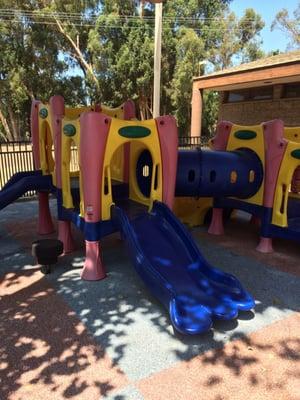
[151,1,164,118]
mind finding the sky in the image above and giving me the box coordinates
[230,0,299,52]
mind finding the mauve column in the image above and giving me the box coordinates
[207,121,232,236]
[256,120,287,253]
[38,192,54,235]
[156,115,178,209]
[80,112,110,280]
[31,100,54,235]
[50,95,75,253]
[208,208,224,235]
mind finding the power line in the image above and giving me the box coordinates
[0,7,261,36]
[0,8,261,23]
[0,10,259,33]
[0,19,250,34]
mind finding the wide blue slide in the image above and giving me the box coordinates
[0,171,52,211]
[113,201,254,335]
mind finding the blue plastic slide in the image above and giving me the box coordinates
[0,171,53,211]
[113,201,254,335]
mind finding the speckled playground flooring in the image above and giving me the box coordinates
[0,199,299,400]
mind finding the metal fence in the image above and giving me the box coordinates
[0,137,203,195]
[0,141,34,196]
[178,136,204,148]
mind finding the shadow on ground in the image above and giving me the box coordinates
[1,200,300,400]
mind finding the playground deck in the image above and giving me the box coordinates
[0,199,299,400]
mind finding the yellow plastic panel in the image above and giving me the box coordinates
[110,146,124,182]
[38,103,55,176]
[65,106,93,119]
[284,127,300,143]
[173,197,213,227]
[61,118,83,212]
[101,104,125,119]
[64,103,127,120]
[101,118,163,220]
[226,124,265,206]
[129,141,152,205]
[272,141,300,227]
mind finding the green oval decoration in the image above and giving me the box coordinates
[118,126,151,139]
[234,130,257,140]
[39,108,48,119]
[63,124,76,137]
[291,149,300,160]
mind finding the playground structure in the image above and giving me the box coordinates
[37,95,179,282]
[2,93,300,333]
[205,120,300,253]
[31,97,136,180]
[0,95,259,335]
[173,121,300,253]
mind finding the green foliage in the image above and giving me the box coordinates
[0,0,87,140]
[272,3,300,49]
[209,8,265,68]
[0,0,266,141]
[202,91,220,138]
[171,27,204,135]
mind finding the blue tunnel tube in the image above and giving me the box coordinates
[175,149,263,199]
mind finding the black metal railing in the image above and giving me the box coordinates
[178,136,203,148]
[0,141,34,196]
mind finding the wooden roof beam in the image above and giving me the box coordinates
[193,64,300,91]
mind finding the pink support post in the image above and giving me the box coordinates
[50,96,76,253]
[80,112,111,280]
[49,95,65,190]
[156,115,178,209]
[256,237,274,253]
[95,104,102,112]
[210,121,233,151]
[207,122,231,237]
[250,215,261,226]
[31,100,55,235]
[80,112,110,223]
[81,241,106,281]
[262,120,287,208]
[208,208,224,235]
[58,220,76,254]
[255,120,286,254]
[38,192,54,235]
[123,100,136,120]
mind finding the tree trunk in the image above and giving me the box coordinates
[140,1,145,18]
[139,100,145,120]
[7,105,19,141]
[146,101,153,119]
[54,17,100,92]
[0,107,13,142]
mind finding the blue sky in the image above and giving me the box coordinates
[230,0,299,52]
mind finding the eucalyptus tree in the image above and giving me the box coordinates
[272,3,300,49]
[0,0,266,140]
